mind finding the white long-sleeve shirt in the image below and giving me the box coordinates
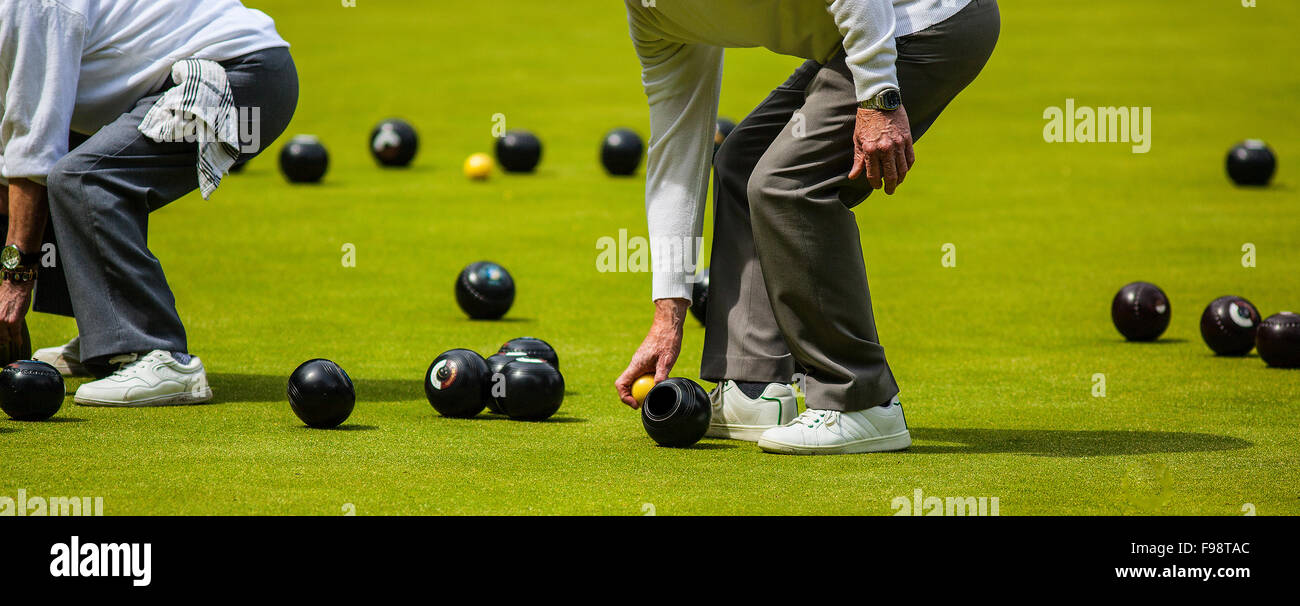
[627,0,970,301]
[0,0,288,184]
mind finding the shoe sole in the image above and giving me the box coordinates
[706,423,778,442]
[75,387,214,408]
[757,429,912,455]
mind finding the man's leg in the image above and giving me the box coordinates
[701,60,822,385]
[45,48,298,365]
[699,61,822,440]
[751,2,999,453]
[45,95,197,362]
[746,53,894,414]
[748,1,1000,415]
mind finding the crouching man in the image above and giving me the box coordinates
[0,0,298,405]
[614,0,1000,453]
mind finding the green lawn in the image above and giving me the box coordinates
[6,0,1298,515]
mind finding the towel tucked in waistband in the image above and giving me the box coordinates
[137,58,241,200]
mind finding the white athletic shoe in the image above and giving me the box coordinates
[757,397,911,455]
[33,336,92,377]
[74,350,213,407]
[705,380,798,442]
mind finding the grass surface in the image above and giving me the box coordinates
[5,0,1298,515]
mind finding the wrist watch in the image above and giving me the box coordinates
[859,87,903,111]
[1,244,40,284]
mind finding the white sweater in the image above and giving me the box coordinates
[0,0,288,184]
[626,0,970,301]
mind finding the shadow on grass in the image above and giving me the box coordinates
[3,416,87,425]
[210,373,417,403]
[499,415,587,424]
[294,424,378,432]
[42,416,88,423]
[906,427,1251,457]
[431,413,587,423]
[1108,338,1188,345]
[648,441,738,450]
[684,442,739,450]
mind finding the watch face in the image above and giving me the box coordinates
[0,246,18,270]
[882,90,902,110]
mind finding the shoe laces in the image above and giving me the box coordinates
[105,352,164,380]
[793,408,838,428]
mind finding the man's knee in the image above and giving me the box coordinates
[745,157,795,217]
[747,157,872,214]
[45,153,92,211]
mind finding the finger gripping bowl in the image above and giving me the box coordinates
[641,377,711,447]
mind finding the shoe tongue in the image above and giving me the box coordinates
[734,381,769,399]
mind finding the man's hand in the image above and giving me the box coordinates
[0,278,33,349]
[615,298,688,408]
[848,106,915,195]
[1,178,47,356]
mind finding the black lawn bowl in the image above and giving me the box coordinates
[690,269,710,325]
[287,359,355,428]
[485,352,527,414]
[425,349,491,418]
[1199,295,1261,356]
[370,118,419,167]
[1111,281,1171,341]
[1226,140,1276,186]
[641,377,711,448]
[497,337,559,370]
[0,360,64,421]
[600,128,644,176]
[455,261,515,320]
[1256,312,1300,369]
[498,358,565,421]
[714,117,736,156]
[279,135,329,183]
[495,130,543,173]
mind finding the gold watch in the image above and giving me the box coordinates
[1,244,40,284]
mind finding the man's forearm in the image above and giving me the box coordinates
[6,179,49,252]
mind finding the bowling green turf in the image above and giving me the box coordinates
[6,0,1298,516]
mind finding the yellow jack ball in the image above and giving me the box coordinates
[463,153,493,180]
[631,375,655,406]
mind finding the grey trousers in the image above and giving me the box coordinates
[701,0,1000,411]
[39,47,298,364]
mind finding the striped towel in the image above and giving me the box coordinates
[137,59,240,200]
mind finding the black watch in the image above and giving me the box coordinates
[859,87,902,111]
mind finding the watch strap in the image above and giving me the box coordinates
[859,88,902,111]
[2,267,38,283]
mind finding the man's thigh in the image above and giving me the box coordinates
[53,93,201,212]
[714,59,820,184]
[750,52,867,209]
[753,0,1001,205]
[895,0,1001,139]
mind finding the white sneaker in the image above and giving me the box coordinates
[33,336,91,377]
[74,350,213,407]
[705,380,798,441]
[757,397,911,455]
